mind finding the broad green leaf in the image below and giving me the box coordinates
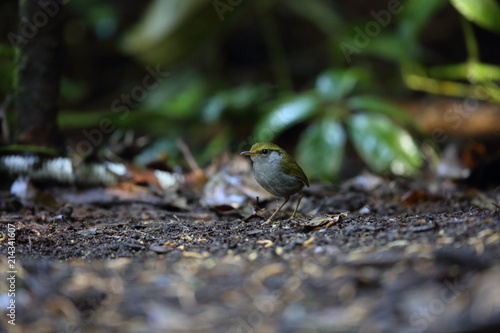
[400,0,449,39]
[203,95,226,123]
[134,137,177,166]
[362,34,408,62]
[347,95,415,126]
[226,84,269,109]
[399,0,448,49]
[451,0,500,33]
[297,119,345,181]
[254,93,320,141]
[202,84,271,122]
[144,70,208,119]
[59,110,114,128]
[0,43,17,92]
[121,0,218,65]
[162,81,206,118]
[347,113,422,176]
[315,68,367,101]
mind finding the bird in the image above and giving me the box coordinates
[241,142,309,223]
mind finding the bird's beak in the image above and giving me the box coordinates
[241,151,258,156]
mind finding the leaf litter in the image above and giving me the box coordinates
[1,156,500,332]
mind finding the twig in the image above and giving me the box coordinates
[177,138,202,173]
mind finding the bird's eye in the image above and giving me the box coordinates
[261,149,269,155]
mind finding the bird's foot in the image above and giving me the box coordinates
[263,218,276,225]
[264,213,299,225]
[285,213,298,223]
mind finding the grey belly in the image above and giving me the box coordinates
[253,165,303,197]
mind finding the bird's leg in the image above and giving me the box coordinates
[289,191,303,220]
[264,197,289,224]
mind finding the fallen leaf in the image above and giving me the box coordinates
[400,189,433,206]
[298,212,348,228]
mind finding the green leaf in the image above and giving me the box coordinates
[283,0,343,36]
[315,68,366,101]
[143,70,208,119]
[347,95,415,126]
[202,84,271,122]
[297,118,345,181]
[347,113,422,176]
[428,62,500,81]
[0,42,17,92]
[254,93,320,141]
[134,137,177,166]
[121,0,219,65]
[399,0,448,48]
[59,110,113,128]
[363,34,408,62]
[203,95,226,123]
[400,0,449,39]
[451,0,500,33]
[162,80,207,118]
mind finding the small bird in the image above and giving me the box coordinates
[241,142,309,223]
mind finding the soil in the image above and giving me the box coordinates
[1,176,500,333]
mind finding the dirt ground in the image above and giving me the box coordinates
[1,174,500,333]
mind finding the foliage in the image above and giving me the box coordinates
[451,0,500,34]
[252,68,422,180]
[401,0,500,102]
[0,43,17,94]
[3,0,498,180]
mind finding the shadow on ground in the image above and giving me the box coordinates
[1,178,500,332]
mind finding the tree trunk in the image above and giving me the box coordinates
[16,0,64,152]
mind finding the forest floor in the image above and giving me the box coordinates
[1,173,500,333]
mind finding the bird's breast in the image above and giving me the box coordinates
[253,161,304,197]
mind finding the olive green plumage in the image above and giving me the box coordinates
[241,142,309,223]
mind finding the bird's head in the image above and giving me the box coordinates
[240,142,286,164]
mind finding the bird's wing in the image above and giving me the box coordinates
[282,155,310,187]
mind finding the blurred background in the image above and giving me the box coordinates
[1,0,500,183]
[2,3,500,332]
